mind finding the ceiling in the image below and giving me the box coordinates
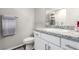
[45,8,60,11]
[45,8,63,14]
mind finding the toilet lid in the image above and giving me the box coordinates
[23,37,34,43]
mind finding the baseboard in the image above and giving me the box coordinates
[6,44,26,50]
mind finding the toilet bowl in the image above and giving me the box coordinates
[23,37,34,50]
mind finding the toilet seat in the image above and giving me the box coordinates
[23,37,34,44]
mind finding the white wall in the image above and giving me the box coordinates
[34,8,46,27]
[0,8,35,49]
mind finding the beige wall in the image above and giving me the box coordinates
[0,8,35,49]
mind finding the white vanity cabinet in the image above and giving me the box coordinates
[34,31,62,50]
[34,28,79,50]
[61,38,79,50]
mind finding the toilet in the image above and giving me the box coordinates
[23,37,34,50]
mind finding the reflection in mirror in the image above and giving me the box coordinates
[45,8,74,30]
[45,8,65,27]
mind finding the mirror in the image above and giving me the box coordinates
[45,8,66,27]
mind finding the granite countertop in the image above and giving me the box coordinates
[35,28,79,43]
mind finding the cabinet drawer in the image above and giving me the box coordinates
[61,38,79,50]
[40,33,60,46]
[48,43,63,50]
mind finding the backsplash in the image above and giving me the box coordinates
[47,26,75,30]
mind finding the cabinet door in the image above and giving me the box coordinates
[34,37,48,50]
[40,33,60,46]
[48,43,63,50]
[34,31,48,50]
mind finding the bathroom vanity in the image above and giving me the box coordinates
[34,28,79,50]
